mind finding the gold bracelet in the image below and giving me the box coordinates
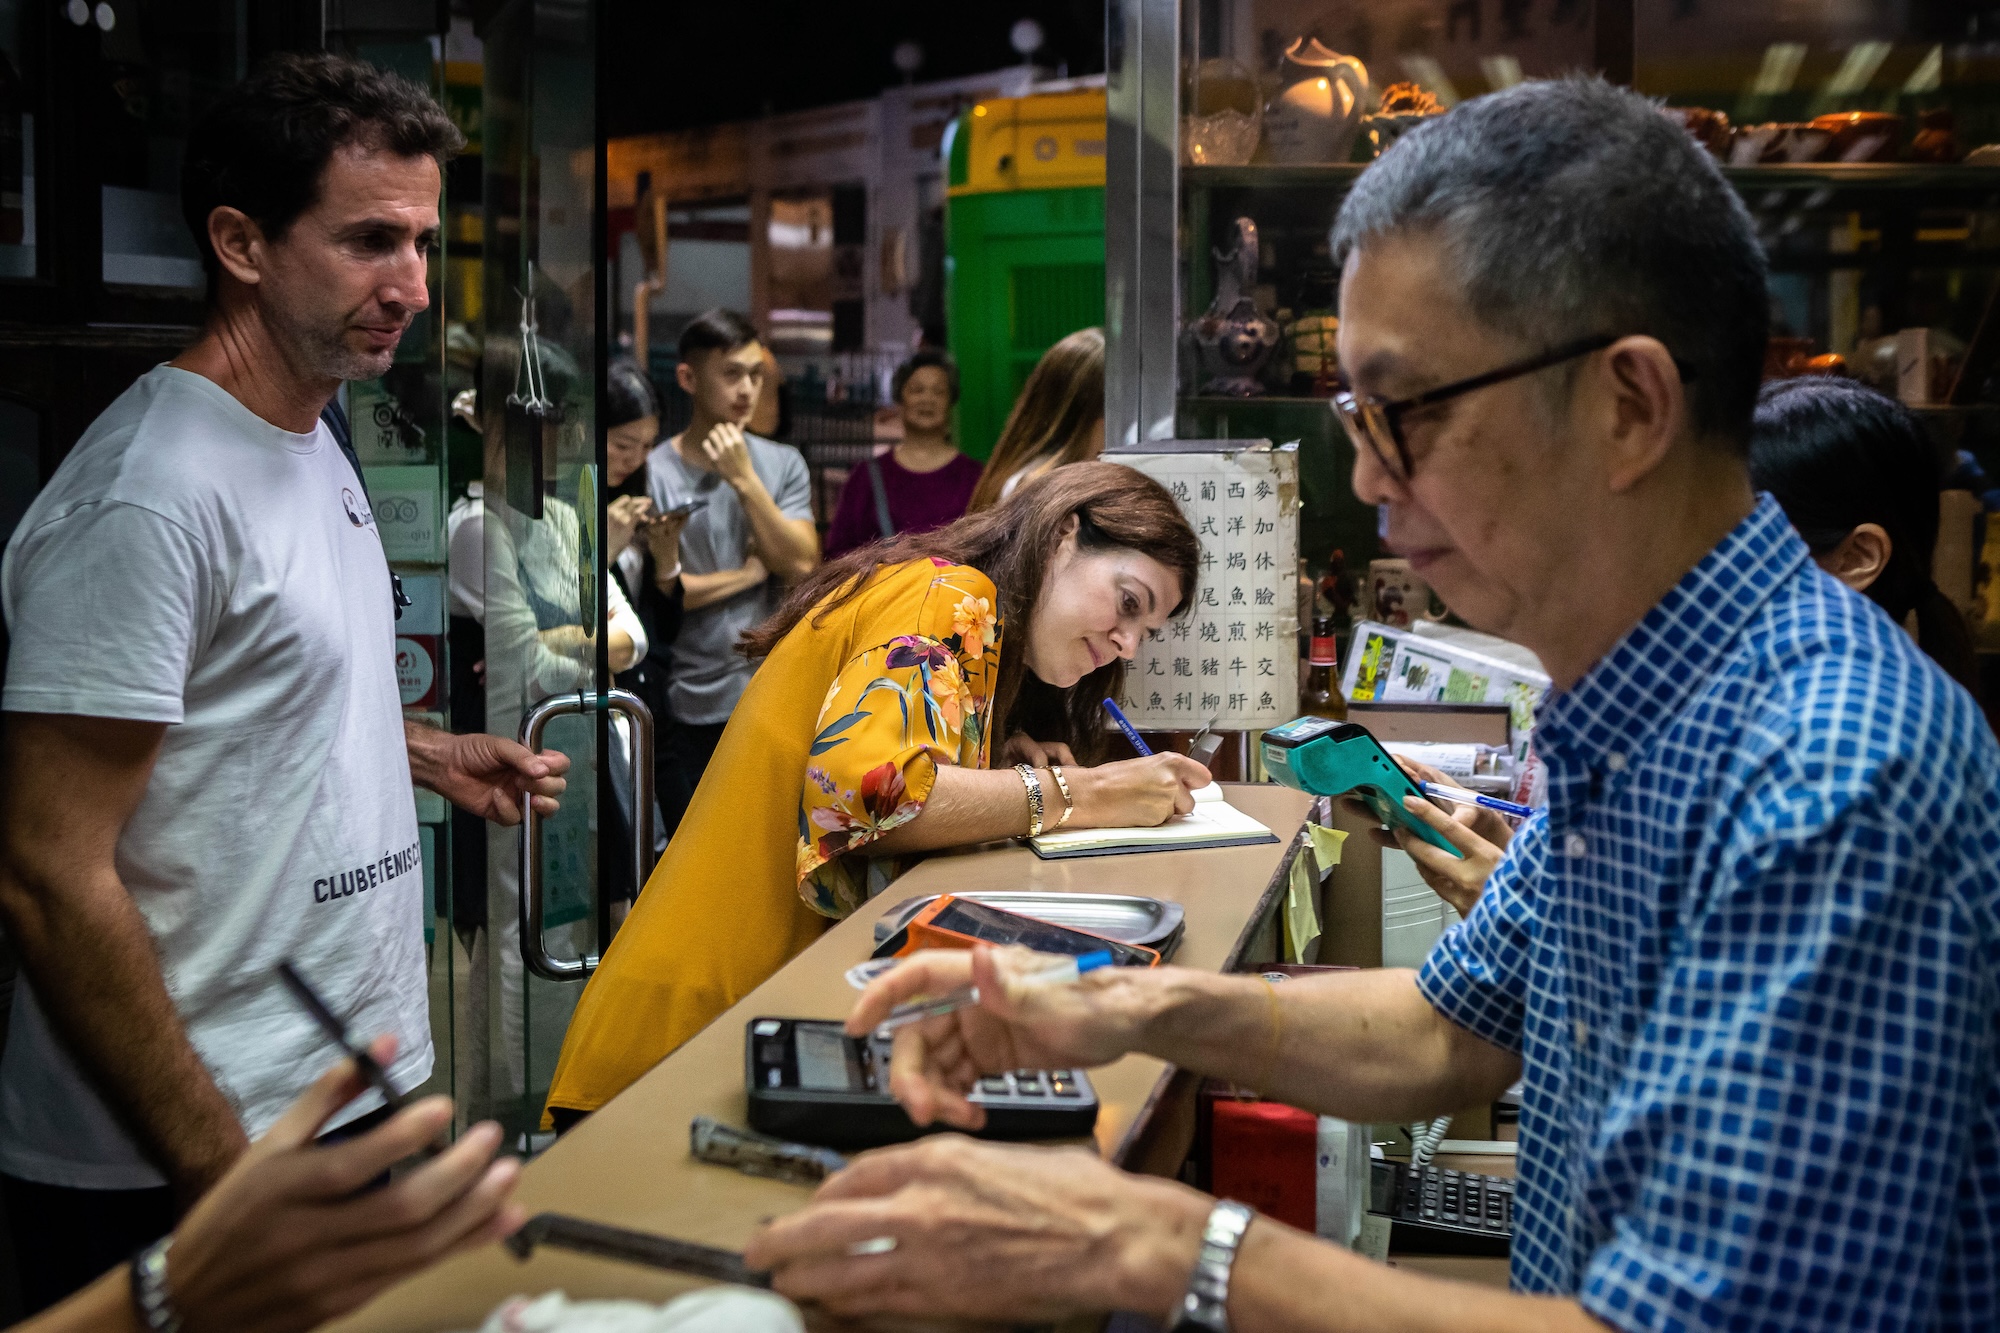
[1048,764,1076,828]
[1014,763,1045,838]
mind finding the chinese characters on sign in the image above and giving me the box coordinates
[1112,445,1300,730]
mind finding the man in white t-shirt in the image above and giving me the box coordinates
[0,54,569,1314]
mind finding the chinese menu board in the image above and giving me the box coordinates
[1112,445,1301,731]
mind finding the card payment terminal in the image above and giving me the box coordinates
[745,1017,1099,1150]
[1261,717,1464,858]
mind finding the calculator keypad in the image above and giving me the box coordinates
[967,1069,1094,1107]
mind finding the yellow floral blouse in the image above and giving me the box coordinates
[546,558,1004,1123]
[794,559,1001,916]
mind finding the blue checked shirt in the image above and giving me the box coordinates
[1416,495,2000,1331]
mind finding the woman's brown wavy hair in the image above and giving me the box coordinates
[966,327,1105,514]
[739,461,1198,760]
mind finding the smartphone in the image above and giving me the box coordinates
[656,497,707,521]
[1261,717,1465,859]
[896,895,1162,967]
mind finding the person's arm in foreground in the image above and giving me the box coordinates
[857,944,1519,1128]
[747,1136,1599,1331]
[0,713,248,1203]
[26,1036,525,1333]
[404,719,569,827]
[747,949,1578,1330]
[682,553,768,610]
[701,423,817,580]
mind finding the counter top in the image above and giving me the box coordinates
[329,784,1315,1332]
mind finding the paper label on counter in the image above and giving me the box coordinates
[1284,842,1321,964]
[1307,823,1347,870]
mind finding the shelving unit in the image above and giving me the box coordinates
[1169,146,2000,585]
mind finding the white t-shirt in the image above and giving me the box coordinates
[0,366,429,1189]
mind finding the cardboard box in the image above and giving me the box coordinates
[1343,621,1550,744]
[1347,701,1510,747]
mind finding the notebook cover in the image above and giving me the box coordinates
[1026,832,1281,860]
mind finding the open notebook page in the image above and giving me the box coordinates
[1028,784,1277,858]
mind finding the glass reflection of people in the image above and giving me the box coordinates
[646,311,820,839]
[965,328,1106,513]
[823,349,983,558]
[603,355,688,901]
[543,463,1209,1130]
[473,344,650,1103]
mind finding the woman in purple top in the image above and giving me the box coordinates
[824,349,984,558]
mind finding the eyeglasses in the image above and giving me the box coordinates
[1332,333,1693,484]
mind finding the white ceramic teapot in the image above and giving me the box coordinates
[1264,38,1370,165]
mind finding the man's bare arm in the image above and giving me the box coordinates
[742,508,818,583]
[682,556,769,611]
[696,425,819,582]
[1132,966,1521,1123]
[0,713,248,1203]
[856,952,1519,1130]
[750,1136,1604,1331]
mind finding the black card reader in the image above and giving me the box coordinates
[745,1017,1099,1151]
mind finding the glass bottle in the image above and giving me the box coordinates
[1302,613,1347,720]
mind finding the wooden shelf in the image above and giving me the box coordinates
[1181,394,1334,407]
[1183,161,2000,192]
[1183,163,1367,189]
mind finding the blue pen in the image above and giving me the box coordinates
[1101,697,1153,756]
[1421,782,1534,820]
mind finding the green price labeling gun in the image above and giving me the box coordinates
[1261,717,1464,859]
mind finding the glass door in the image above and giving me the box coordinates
[443,0,616,1148]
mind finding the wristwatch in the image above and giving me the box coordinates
[130,1235,181,1333]
[1169,1199,1254,1332]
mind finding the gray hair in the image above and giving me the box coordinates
[1331,77,1768,451]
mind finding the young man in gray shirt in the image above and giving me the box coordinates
[646,310,817,832]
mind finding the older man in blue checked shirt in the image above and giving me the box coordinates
[744,77,2000,1333]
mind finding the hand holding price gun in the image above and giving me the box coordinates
[1261,716,1519,917]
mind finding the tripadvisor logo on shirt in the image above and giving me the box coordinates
[314,840,422,904]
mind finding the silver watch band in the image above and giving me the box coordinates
[130,1234,181,1333]
[1171,1199,1254,1332]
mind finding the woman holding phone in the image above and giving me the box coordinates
[604,357,693,859]
[544,463,1211,1128]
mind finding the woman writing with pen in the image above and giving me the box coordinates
[543,463,1212,1130]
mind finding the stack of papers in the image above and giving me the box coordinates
[1028,785,1278,860]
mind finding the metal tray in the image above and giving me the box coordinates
[872,892,1185,953]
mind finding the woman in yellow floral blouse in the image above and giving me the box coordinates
[545,463,1207,1126]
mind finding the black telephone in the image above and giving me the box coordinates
[1369,1159,1513,1256]
[745,1017,1098,1151]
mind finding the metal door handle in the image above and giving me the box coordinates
[518,689,654,982]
